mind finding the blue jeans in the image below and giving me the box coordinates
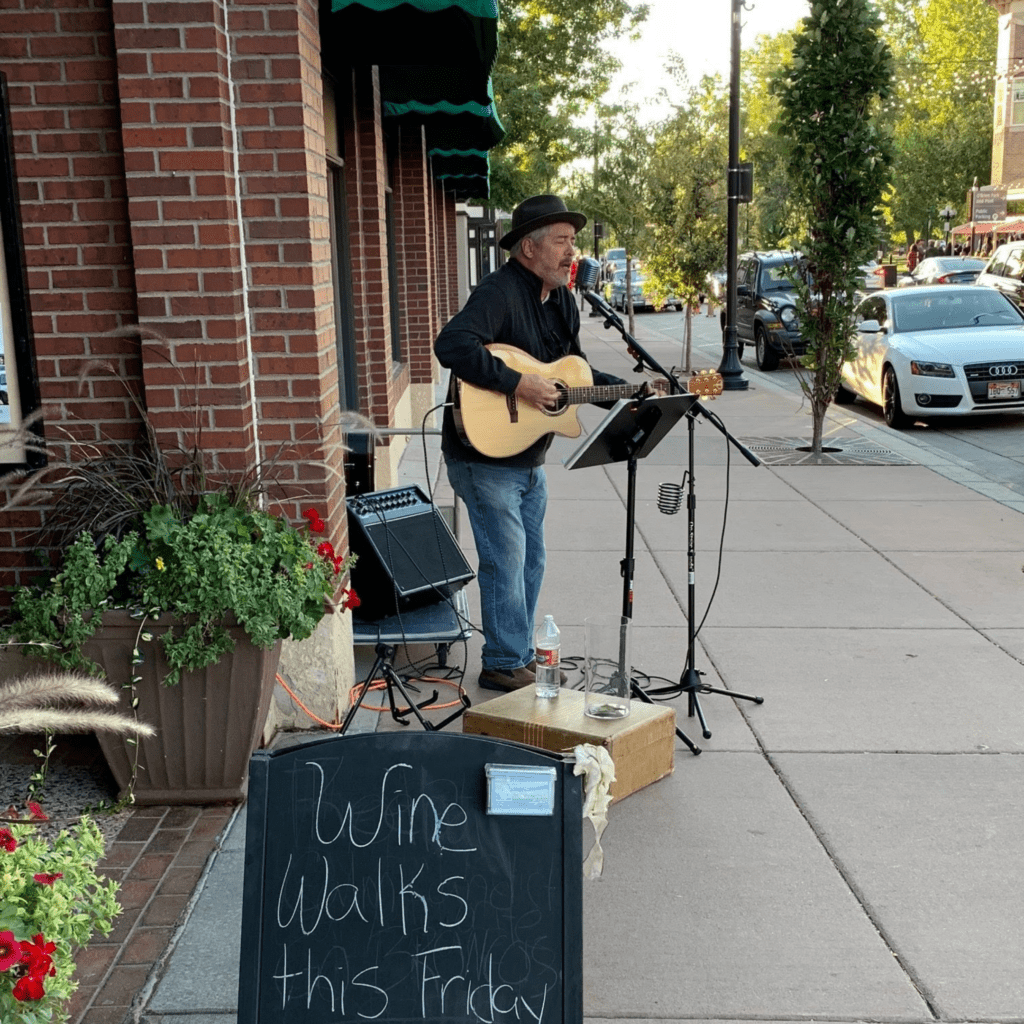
[445,459,547,672]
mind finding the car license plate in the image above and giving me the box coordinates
[988,380,1021,400]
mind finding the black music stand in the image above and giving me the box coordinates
[565,393,703,755]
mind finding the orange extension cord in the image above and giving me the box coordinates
[275,672,466,729]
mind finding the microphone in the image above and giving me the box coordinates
[576,257,601,292]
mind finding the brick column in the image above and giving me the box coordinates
[394,123,436,385]
[444,190,459,319]
[344,65,396,428]
[111,0,258,467]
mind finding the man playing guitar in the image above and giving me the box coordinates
[435,194,647,693]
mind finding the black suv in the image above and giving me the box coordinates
[735,250,805,370]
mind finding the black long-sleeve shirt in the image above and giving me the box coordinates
[435,258,626,467]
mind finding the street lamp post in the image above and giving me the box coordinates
[939,204,956,250]
[717,0,749,391]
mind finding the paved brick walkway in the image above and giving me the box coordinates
[69,804,234,1024]
[0,730,235,1023]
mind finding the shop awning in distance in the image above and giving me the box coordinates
[951,219,1024,236]
[429,147,490,200]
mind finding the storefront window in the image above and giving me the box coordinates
[0,72,43,469]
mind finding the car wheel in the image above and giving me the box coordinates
[882,366,910,428]
[834,381,856,405]
[755,327,780,371]
[736,343,744,360]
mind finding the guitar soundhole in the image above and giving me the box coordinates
[544,380,569,417]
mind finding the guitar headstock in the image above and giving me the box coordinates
[687,369,724,398]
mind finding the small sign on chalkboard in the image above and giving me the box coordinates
[238,731,583,1024]
[484,763,557,815]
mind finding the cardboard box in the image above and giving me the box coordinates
[462,687,675,803]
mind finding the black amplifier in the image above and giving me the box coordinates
[346,485,474,621]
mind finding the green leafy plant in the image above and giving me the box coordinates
[0,812,120,1024]
[3,496,356,686]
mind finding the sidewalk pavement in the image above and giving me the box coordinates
[70,312,1024,1023]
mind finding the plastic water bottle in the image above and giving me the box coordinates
[534,615,561,699]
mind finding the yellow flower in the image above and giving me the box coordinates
[155,557,166,572]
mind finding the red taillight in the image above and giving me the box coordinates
[937,274,951,284]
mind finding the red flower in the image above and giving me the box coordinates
[0,828,16,852]
[340,587,361,611]
[0,931,20,972]
[317,541,336,561]
[303,508,326,533]
[12,974,45,1001]
[20,934,56,979]
[33,872,63,886]
[27,801,47,821]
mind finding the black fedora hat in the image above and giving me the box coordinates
[499,194,587,250]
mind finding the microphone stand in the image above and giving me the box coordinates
[581,288,765,739]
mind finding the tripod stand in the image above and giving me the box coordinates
[576,287,765,741]
[338,642,470,734]
[667,400,764,739]
[566,391,703,755]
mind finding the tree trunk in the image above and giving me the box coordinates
[683,306,693,372]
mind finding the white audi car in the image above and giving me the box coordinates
[837,285,1024,428]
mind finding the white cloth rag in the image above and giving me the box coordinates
[572,743,616,879]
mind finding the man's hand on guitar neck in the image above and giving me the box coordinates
[636,377,671,398]
[515,372,562,412]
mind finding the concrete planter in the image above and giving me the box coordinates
[83,610,281,805]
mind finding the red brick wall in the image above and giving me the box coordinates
[0,0,351,589]
[0,0,139,578]
[0,0,462,594]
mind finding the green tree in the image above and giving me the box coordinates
[741,30,803,249]
[489,0,649,210]
[571,103,656,335]
[644,68,729,369]
[881,0,996,245]
[772,0,894,453]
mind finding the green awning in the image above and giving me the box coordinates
[321,0,498,72]
[430,147,489,197]
[382,85,505,152]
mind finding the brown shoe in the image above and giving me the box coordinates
[478,665,535,692]
[526,659,567,684]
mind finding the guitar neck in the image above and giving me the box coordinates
[564,383,640,407]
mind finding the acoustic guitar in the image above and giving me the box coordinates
[454,344,723,459]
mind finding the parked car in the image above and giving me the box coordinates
[601,247,627,282]
[897,256,986,288]
[857,261,888,295]
[975,242,1024,307]
[735,250,805,370]
[837,285,1024,428]
[609,272,682,312]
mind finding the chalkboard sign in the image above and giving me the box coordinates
[237,731,583,1024]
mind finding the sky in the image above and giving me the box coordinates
[606,0,811,114]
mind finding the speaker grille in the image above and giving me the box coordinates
[347,486,474,621]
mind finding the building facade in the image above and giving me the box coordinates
[0,0,501,728]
